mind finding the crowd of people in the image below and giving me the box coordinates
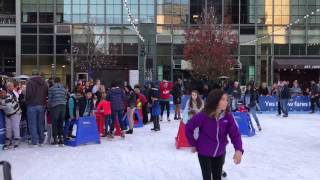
[224,79,320,117]
[2,69,320,179]
[0,70,190,150]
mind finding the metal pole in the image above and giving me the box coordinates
[71,56,74,91]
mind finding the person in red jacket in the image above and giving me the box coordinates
[159,80,173,122]
[134,85,148,124]
[96,92,111,137]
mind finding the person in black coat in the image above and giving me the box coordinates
[310,81,320,113]
[78,90,94,117]
[231,81,241,111]
[124,85,136,134]
[279,81,290,117]
[244,84,262,131]
[171,79,183,120]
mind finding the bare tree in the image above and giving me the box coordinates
[74,25,118,71]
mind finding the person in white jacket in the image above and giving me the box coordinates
[0,87,21,150]
[182,90,204,123]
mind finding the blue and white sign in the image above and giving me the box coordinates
[258,96,311,112]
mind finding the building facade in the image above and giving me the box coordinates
[0,0,320,86]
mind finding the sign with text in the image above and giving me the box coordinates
[258,96,311,112]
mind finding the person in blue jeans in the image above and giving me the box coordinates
[26,70,48,146]
[244,83,262,131]
[107,81,126,138]
[279,81,290,117]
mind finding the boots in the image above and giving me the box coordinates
[58,136,64,147]
[13,138,20,149]
[51,136,59,146]
[126,129,133,134]
[3,138,12,150]
[121,131,126,139]
[155,116,160,131]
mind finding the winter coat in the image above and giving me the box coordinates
[18,92,27,118]
[126,90,137,109]
[0,93,21,117]
[136,92,147,105]
[78,97,94,117]
[48,83,67,108]
[244,90,259,108]
[171,83,182,104]
[26,76,48,106]
[185,112,243,157]
[160,82,172,101]
[280,85,290,99]
[96,100,111,116]
[107,87,126,111]
[185,99,204,114]
[183,99,204,123]
[151,88,160,116]
[259,87,269,96]
[66,94,77,119]
[311,84,319,96]
[290,87,302,97]
[231,86,242,99]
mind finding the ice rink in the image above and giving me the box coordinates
[1,113,320,180]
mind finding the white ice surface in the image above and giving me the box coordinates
[1,114,320,180]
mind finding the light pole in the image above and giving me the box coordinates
[71,46,79,91]
[65,46,78,91]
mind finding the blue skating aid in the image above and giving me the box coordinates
[122,109,144,128]
[232,112,256,137]
[64,116,100,147]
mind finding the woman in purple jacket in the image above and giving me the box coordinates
[186,89,244,180]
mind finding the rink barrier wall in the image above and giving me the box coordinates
[170,95,313,112]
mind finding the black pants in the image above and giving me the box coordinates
[152,116,160,130]
[277,101,281,115]
[160,101,170,118]
[310,96,320,112]
[198,154,225,180]
[50,104,66,138]
[142,103,148,124]
[149,106,153,122]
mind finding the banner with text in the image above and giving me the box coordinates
[258,96,311,112]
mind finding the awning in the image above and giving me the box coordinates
[274,58,320,69]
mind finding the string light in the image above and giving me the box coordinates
[123,0,145,42]
[242,8,320,45]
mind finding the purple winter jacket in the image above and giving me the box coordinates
[185,112,244,157]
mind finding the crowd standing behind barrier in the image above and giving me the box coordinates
[0,77,319,150]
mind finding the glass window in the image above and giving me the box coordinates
[39,35,53,54]
[123,26,136,35]
[173,44,184,55]
[21,55,37,76]
[22,35,37,54]
[291,44,306,55]
[39,25,54,33]
[307,45,320,55]
[274,44,289,55]
[123,36,138,43]
[123,43,138,55]
[39,12,54,23]
[22,12,37,23]
[39,55,54,78]
[22,25,37,33]
[240,45,255,55]
[56,35,71,54]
